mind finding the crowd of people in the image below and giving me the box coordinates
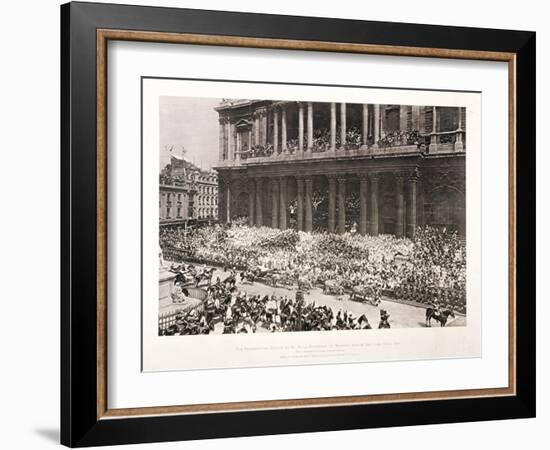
[159,223,467,315]
[239,127,369,159]
[159,277,392,335]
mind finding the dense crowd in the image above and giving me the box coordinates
[239,128,369,159]
[160,278,391,335]
[160,224,466,314]
[377,130,425,149]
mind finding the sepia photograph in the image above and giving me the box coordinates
[143,78,479,371]
[58,4,534,445]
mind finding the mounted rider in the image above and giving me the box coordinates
[430,296,441,316]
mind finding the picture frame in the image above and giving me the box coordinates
[61,1,535,447]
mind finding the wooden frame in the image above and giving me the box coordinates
[61,1,535,447]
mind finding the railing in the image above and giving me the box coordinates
[215,128,465,167]
[427,130,466,153]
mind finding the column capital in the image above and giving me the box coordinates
[218,174,231,185]
[337,176,347,185]
[369,172,380,183]
[409,167,421,181]
[358,173,369,182]
[395,172,406,184]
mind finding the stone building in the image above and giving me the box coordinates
[213,100,466,237]
[194,171,218,220]
[159,154,218,225]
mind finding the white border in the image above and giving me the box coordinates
[107,41,509,409]
[142,79,482,372]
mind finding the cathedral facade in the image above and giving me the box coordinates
[214,99,466,238]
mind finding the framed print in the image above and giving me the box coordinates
[61,1,536,447]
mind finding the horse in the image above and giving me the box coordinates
[350,285,380,306]
[297,277,312,294]
[222,270,237,289]
[239,270,255,285]
[425,308,455,327]
[268,272,281,288]
[324,280,344,296]
[173,270,194,286]
[194,267,214,287]
[358,314,372,329]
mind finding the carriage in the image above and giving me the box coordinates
[170,265,196,286]
[297,276,313,293]
[323,279,345,296]
[349,285,381,307]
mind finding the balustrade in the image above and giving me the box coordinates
[216,105,465,167]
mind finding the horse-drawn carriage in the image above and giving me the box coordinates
[323,279,344,296]
[297,276,313,294]
[349,284,381,307]
[170,263,214,287]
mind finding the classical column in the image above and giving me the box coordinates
[395,174,405,238]
[359,175,368,236]
[455,107,464,151]
[429,106,438,152]
[295,177,304,231]
[273,108,279,154]
[230,121,236,160]
[306,102,313,152]
[260,108,268,146]
[226,179,232,223]
[218,181,226,223]
[411,105,421,130]
[337,177,346,234]
[235,132,241,162]
[298,102,304,152]
[380,105,386,138]
[254,112,260,146]
[340,103,346,149]
[248,180,255,226]
[399,105,409,132]
[417,179,425,227]
[362,104,369,148]
[369,174,379,236]
[271,178,279,228]
[218,117,225,161]
[225,120,232,160]
[281,106,287,153]
[279,176,287,230]
[407,170,419,239]
[373,104,380,146]
[304,177,313,232]
[327,176,336,233]
[330,102,337,151]
[255,178,263,226]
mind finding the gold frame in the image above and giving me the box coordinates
[96,29,516,420]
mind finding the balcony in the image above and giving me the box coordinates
[216,129,465,168]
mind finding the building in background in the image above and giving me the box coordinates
[214,99,466,237]
[159,154,218,226]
